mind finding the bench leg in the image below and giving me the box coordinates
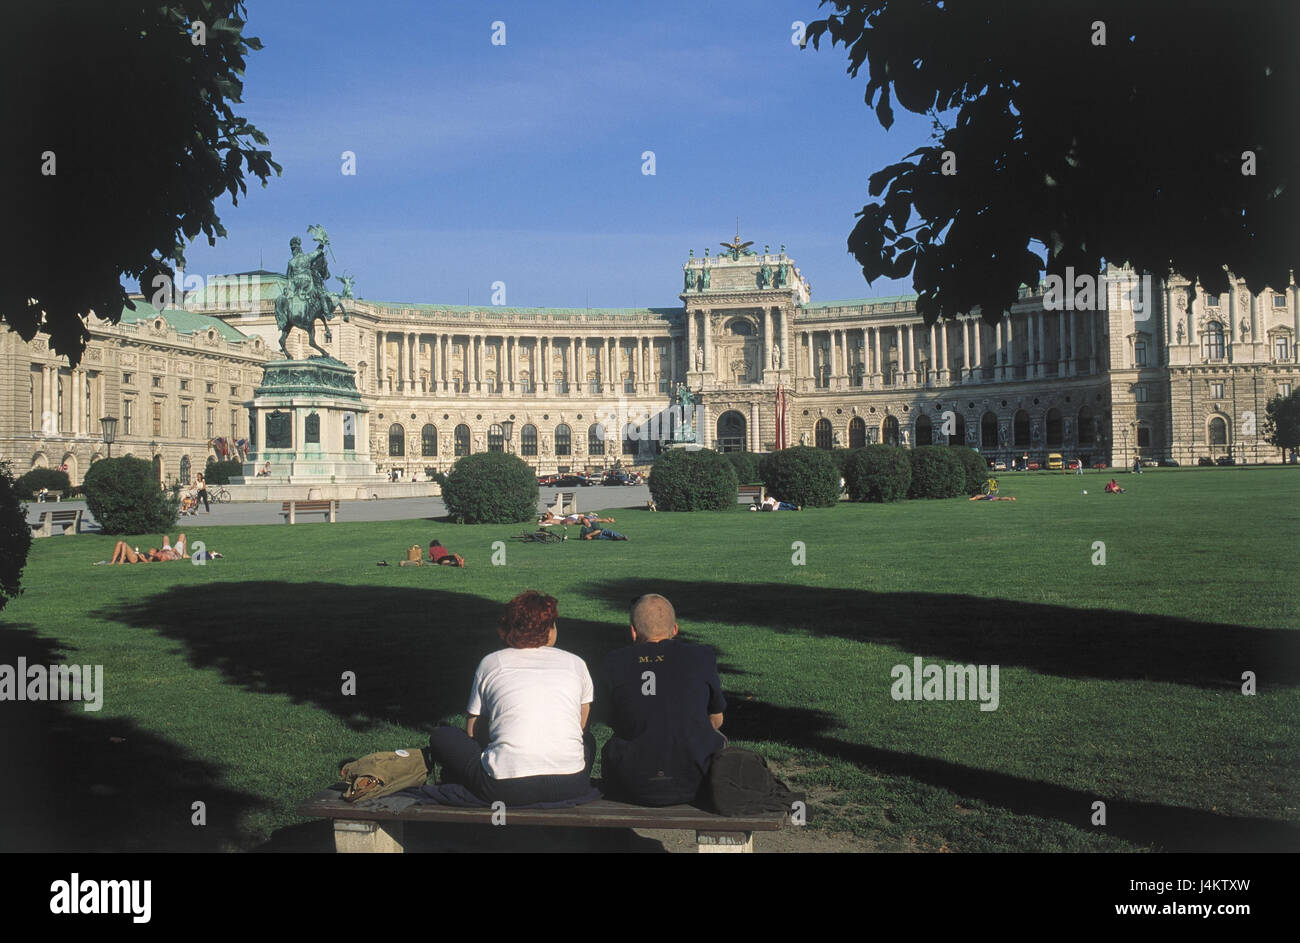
[333,819,405,853]
[696,830,753,853]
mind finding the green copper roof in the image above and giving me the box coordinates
[118,300,254,343]
[801,294,918,309]
[366,300,681,319]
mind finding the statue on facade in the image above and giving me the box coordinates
[684,266,696,292]
[700,263,711,290]
[772,343,781,369]
[800,430,809,447]
[759,259,773,288]
[695,345,704,371]
[1239,318,1250,342]
[674,384,697,443]
[274,226,348,359]
[1176,320,1185,343]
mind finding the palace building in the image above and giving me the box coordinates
[2,242,1296,485]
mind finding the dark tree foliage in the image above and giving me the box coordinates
[724,451,763,485]
[440,452,539,524]
[203,459,244,485]
[648,449,738,512]
[13,468,72,499]
[1263,392,1300,462]
[0,463,33,614]
[1,1,280,365]
[81,457,179,535]
[844,444,911,502]
[807,1,1297,325]
[907,445,966,499]
[759,446,841,508]
[948,446,989,495]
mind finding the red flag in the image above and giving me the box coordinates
[775,384,786,450]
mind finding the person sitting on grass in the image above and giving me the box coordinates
[428,540,466,567]
[581,521,628,540]
[1105,479,1127,494]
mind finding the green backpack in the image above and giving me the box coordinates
[339,748,429,803]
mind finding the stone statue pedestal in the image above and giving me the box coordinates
[232,357,381,499]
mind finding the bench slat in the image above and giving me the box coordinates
[296,789,786,831]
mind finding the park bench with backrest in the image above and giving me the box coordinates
[30,508,83,538]
[550,491,578,517]
[280,499,340,524]
[297,787,787,853]
[737,484,766,505]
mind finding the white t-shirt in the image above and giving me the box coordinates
[467,646,594,779]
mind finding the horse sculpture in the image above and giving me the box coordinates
[274,228,349,359]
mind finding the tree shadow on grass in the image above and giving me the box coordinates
[588,579,1300,688]
[0,623,270,852]
[723,696,1300,852]
[95,583,630,732]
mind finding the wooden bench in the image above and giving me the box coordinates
[30,508,83,538]
[35,490,63,503]
[550,491,578,517]
[737,484,766,505]
[280,499,340,524]
[297,788,788,853]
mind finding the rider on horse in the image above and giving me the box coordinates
[275,228,347,358]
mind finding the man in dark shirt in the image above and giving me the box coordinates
[600,594,726,806]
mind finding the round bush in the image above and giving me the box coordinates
[14,467,70,498]
[440,451,538,524]
[908,445,967,499]
[648,448,738,512]
[81,456,178,535]
[828,448,857,477]
[949,446,989,495]
[0,462,32,614]
[203,458,244,485]
[759,446,841,508]
[724,451,762,485]
[844,444,912,502]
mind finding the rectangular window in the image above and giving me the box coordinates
[1205,294,1220,307]
[589,379,601,393]
[1134,385,1148,403]
[180,404,189,438]
[123,399,133,435]
[206,382,215,394]
[152,401,162,437]
[1280,383,1293,398]
[206,407,214,438]
[180,379,190,391]
[1276,337,1290,361]
[1134,341,1147,367]
[230,385,238,396]
[123,373,134,385]
[1211,382,1224,399]
[1273,293,1287,309]
[152,376,163,388]
[231,409,238,436]
[659,378,670,393]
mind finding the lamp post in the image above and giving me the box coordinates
[99,416,118,458]
[500,419,514,455]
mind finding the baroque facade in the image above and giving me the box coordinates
[2,245,1297,485]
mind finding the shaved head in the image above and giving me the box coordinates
[630,594,677,641]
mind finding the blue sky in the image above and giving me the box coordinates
[177,0,934,308]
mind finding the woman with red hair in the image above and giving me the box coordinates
[427,590,596,805]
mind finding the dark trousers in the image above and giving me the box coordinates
[428,725,595,806]
[197,488,210,511]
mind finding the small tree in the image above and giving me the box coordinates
[440,452,538,524]
[760,446,841,508]
[648,448,738,512]
[908,445,966,499]
[844,444,911,502]
[1263,392,1300,464]
[81,456,179,535]
[203,458,244,485]
[14,467,71,499]
[0,463,33,614]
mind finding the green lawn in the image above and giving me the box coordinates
[3,466,1297,852]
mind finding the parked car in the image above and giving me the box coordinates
[1215,456,1236,466]
[1157,459,1180,467]
[1092,461,1109,469]
[603,471,638,486]
[1067,460,1082,471]
[537,474,557,486]
[553,474,585,487]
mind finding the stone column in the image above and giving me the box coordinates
[607,336,616,393]
[763,309,773,376]
[960,319,971,382]
[1027,314,1037,378]
[750,401,760,451]
[700,401,711,448]
[703,313,714,383]
[407,332,416,391]
[873,327,883,386]
[669,335,677,385]
[972,321,983,379]
[1057,312,1067,373]
[829,329,840,388]
[686,313,697,376]
[781,309,792,369]
[1089,310,1098,374]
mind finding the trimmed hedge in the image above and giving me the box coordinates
[203,458,244,485]
[724,451,762,485]
[440,451,538,524]
[759,446,841,508]
[844,444,912,502]
[949,446,989,495]
[648,448,738,511]
[828,448,857,477]
[0,462,32,614]
[81,456,179,535]
[908,445,967,499]
[14,467,70,498]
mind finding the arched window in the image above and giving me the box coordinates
[981,411,998,449]
[1077,406,1095,444]
[587,423,604,456]
[1209,416,1229,445]
[716,411,746,453]
[848,416,866,448]
[1202,322,1226,360]
[1013,410,1030,447]
[488,424,504,452]
[388,423,405,457]
[815,418,832,449]
[555,424,572,456]
[521,424,538,456]
[1137,425,1151,449]
[179,455,191,484]
[1045,408,1063,447]
[422,424,437,456]
[728,320,754,336]
[915,414,933,446]
[454,424,470,457]
[948,413,965,447]
[881,415,900,446]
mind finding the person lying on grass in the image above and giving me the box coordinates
[1105,479,1127,494]
[428,540,466,567]
[968,494,1017,501]
[103,533,187,564]
[754,496,800,511]
[539,510,615,526]
[580,522,628,540]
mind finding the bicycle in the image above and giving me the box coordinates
[512,529,564,543]
[981,476,999,496]
[211,486,231,503]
